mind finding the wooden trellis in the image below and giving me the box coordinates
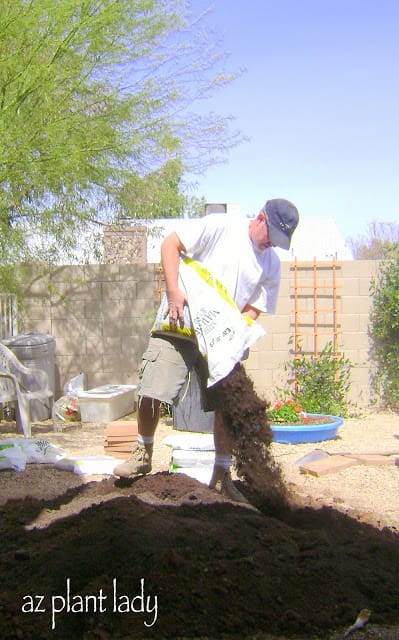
[157,264,164,305]
[291,257,341,358]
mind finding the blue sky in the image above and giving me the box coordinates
[188,0,399,242]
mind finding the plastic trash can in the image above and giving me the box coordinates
[3,332,56,420]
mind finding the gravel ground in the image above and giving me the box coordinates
[270,411,399,531]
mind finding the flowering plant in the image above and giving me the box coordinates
[282,339,355,417]
[268,399,310,424]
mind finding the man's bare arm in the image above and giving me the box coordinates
[160,232,187,324]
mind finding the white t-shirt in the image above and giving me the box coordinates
[176,214,280,314]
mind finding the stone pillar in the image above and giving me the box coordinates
[104,225,147,263]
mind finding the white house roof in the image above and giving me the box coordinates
[144,214,353,263]
[276,216,353,261]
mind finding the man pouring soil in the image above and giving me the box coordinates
[114,198,299,502]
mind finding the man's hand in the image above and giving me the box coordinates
[160,232,187,328]
[242,304,260,321]
[164,288,187,327]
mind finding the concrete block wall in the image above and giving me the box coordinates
[18,263,160,397]
[245,260,380,408]
[337,260,380,407]
[17,260,379,408]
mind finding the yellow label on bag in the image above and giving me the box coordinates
[151,293,197,341]
[151,257,260,362]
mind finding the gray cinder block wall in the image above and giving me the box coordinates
[18,263,160,397]
[245,260,380,408]
[17,260,379,408]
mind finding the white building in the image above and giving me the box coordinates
[144,203,353,263]
[277,216,353,261]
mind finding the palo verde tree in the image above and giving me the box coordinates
[0,0,242,284]
[115,158,205,220]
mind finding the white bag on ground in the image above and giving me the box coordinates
[162,433,215,451]
[174,466,214,485]
[171,449,215,469]
[56,456,119,475]
[0,442,27,471]
[0,438,65,463]
[72,456,120,475]
[55,372,85,422]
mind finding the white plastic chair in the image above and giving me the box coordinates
[0,342,56,437]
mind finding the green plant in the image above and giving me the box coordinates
[268,399,310,424]
[278,339,354,418]
[369,246,399,408]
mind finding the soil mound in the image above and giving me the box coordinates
[1,366,399,639]
[1,471,399,639]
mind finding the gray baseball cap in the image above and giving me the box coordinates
[263,199,299,250]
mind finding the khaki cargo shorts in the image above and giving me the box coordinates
[137,335,209,406]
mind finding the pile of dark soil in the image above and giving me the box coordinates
[1,472,399,640]
[1,364,398,639]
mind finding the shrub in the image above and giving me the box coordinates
[369,246,399,408]
[276,340,354,418]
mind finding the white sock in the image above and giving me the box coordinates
[214,454,231,470]
[138,435,154,447]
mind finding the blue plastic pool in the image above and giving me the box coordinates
[271,414,344,444]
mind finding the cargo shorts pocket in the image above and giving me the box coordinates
[138,348,160,380]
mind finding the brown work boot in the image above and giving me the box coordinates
[209,468,249,504]
[114,444,153,478]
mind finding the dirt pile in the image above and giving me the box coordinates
[1,367,399,639]
[1,472,399,640]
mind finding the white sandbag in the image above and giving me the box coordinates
[171,449,215,468]
[25,439,65,463]
[0,443,26,471]
[173,466,213,485]
[55,457,77,472]
[162,433,215,451]
[179,258,265,386]
[72,456,120,475]
[0,438,65,464]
